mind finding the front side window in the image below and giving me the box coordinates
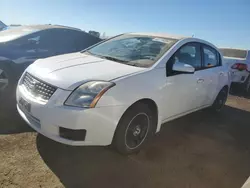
[203,46,219,68]
[168,43,202,70]
[84,35,178,67]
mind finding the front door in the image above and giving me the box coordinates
[162,42,206,120]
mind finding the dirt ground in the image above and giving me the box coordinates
[1,92,250,188]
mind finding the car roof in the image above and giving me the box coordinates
[126,32,219,51]
[128,32,189,40]
[11,24,82,32]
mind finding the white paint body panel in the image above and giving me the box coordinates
[27,52,146,90]
[17,36,230,146]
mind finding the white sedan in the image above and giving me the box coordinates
[16,33,230,154]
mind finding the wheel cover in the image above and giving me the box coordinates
[125,113,150,150]
[0,69,8,91]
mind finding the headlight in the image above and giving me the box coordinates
[64,81,115,108]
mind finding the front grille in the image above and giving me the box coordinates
[22,73,57,101]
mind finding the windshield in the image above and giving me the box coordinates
[0,27,38,43]
[85,34,178,67]
[220,48,247,59]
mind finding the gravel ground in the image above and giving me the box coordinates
[0,94,250,188]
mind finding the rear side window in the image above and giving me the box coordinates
[37,29,100,53]
[202,45,220,68]
[220,48,247,59]
[75,32,101,50]
[166,43,201,76]
[48,29,78,52]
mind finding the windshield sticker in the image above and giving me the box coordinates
[152,38,173,44]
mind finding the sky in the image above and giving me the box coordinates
[1,0,249,49]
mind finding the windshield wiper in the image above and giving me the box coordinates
[82,51,128,63]
[82,51,139,66]
[124,62,138,67]
[98,55,128,63]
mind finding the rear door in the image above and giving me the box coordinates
[199,44,224,106]
[5,31,49,73]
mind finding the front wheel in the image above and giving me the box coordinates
[210,87,228,112]
[113,103,156,155]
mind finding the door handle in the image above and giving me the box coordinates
[197,79,204,83]
[219,72,224,76]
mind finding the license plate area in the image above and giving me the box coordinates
[19,97,31,113]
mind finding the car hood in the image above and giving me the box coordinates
[26,52,145,90]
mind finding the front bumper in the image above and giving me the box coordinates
[16,85,128,146]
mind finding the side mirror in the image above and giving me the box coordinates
[172,62,195,74]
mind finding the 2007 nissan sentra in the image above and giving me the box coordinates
[16,33,230,154]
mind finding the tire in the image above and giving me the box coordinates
[210,87,228,112]
[113,103,156,155]
[244,76,250,95]
[0,66,10,92]
[0,65,16,108]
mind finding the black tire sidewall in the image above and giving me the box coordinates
[113,103,155,154]
[0,64,15,89]
[244,75,250,95]
[212,88,228,112]
[0,64,16,108]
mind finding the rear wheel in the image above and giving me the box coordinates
[0,68,9,92]
[211,87,228,112]
[244,76,250,95]
[0,65,16,110]
[113,103,156,155]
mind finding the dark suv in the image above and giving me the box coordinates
[0,25,101,95]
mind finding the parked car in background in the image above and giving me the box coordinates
[219,48,250,94]
[1,24,22,31]
[0,25,101,96]
[0,21,7,31]
[17,33,230,154]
